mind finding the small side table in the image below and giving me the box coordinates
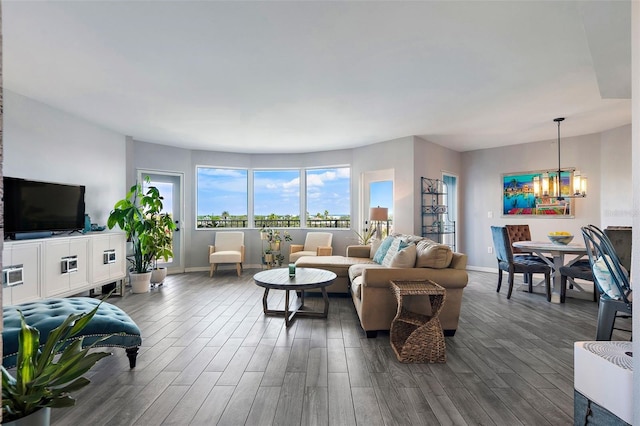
[389,280,446,363]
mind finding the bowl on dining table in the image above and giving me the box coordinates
[548,232,574,245]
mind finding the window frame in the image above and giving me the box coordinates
[195,164,351,230]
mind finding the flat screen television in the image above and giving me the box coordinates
[3,177,86,239]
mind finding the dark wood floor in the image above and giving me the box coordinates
[50,269,630,425]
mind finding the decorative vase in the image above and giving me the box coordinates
[2,407,51,426]
[129,271,152,293]
[270,242,281,251]
[150,267,167,285]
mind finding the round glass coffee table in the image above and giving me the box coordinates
[253,267,337,327]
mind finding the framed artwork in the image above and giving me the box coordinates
[502,170,574,217]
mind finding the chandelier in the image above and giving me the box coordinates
[532,117,587,201]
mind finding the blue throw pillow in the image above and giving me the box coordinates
[373,236,395,264]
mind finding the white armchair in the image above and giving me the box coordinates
[289,232,333,263]
[209,231,245,277]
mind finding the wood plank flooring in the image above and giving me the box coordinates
[50,269,630,425]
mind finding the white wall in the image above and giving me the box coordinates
[414,136,463,237]
[3,90,126,226]
[600,125,633,227]
[631,2,639,423]
[353,136,415,235]
[461,127,631,270]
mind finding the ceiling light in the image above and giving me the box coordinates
[532,118,587,201]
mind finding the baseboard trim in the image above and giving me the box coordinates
[466,266,497,273]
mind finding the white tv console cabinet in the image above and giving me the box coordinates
[2,232,126,306]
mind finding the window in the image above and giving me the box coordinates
[369,180,393,237]
[196,167,248,228]
[196,166,351,229]
[253,170,300,228]
[306,167,351,228]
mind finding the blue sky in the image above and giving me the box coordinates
[370,180,393,216]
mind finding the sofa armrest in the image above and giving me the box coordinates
[450,252,468,270]
[346,245,371,258]
[361,267,468,290]
[316,246,333,256]
[209,245,215,255]
[290,244,304,254]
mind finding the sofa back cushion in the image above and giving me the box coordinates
[415,239,453,269]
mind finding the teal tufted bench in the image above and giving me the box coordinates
[3,297,142,369]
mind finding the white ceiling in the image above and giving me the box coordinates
[3,1,631,154]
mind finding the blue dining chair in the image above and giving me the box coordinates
[581,225,632,340]
[490,226,551,300]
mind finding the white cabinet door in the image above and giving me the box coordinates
[2,242,42,305]
[43,239,71,296]
[69,238,90,290]
[91,233,126,285]
[44,237,90,297]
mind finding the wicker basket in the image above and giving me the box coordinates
[389,280,446,363]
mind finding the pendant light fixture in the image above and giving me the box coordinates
[532,118,587,201]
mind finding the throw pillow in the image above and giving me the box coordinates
[370,238,382,259]
[415,239,453,269]
[592,255,627,299]
[390,243,417,268]
[373,236,395,264]
[382,239,408,267]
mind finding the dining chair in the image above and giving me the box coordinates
[505,224,549,284]
[490,226,551,300]
[209,231,245,277]
[581,225,632,340]
[559,259,595,303]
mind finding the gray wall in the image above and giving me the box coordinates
[3,90,126,225]
[461,124,631,270]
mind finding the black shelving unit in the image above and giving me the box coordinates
[421,177,456,251]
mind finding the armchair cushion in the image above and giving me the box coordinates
[209,231,245,277]
[289,232,333,263]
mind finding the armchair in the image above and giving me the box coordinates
[289,232,333,263]
[209,231,245,277]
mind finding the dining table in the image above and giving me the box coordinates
[512,240,588,303]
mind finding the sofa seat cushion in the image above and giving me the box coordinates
[349,263,386,282]
[295,255,375,277]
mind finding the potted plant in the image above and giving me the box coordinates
[107,179,172,293]
[148,209,176,287]
[1,304,112,425]
[354,227,375,245]
[263,247,274,268]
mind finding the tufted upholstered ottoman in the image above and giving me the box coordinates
[3,298,142,369]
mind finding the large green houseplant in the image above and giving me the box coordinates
[1,303,112,424]
[149,211,176,285]
[107,179,175,292]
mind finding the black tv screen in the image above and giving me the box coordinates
[3,177,85,238]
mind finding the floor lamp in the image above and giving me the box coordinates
[369,207,388,239]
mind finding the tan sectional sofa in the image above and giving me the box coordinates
[295,234,468,337]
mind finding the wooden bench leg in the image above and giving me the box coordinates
[126,347,139,368]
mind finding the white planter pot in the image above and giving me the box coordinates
[129,271,152,293]
[150,267,167,285]
[2,407,51,426]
